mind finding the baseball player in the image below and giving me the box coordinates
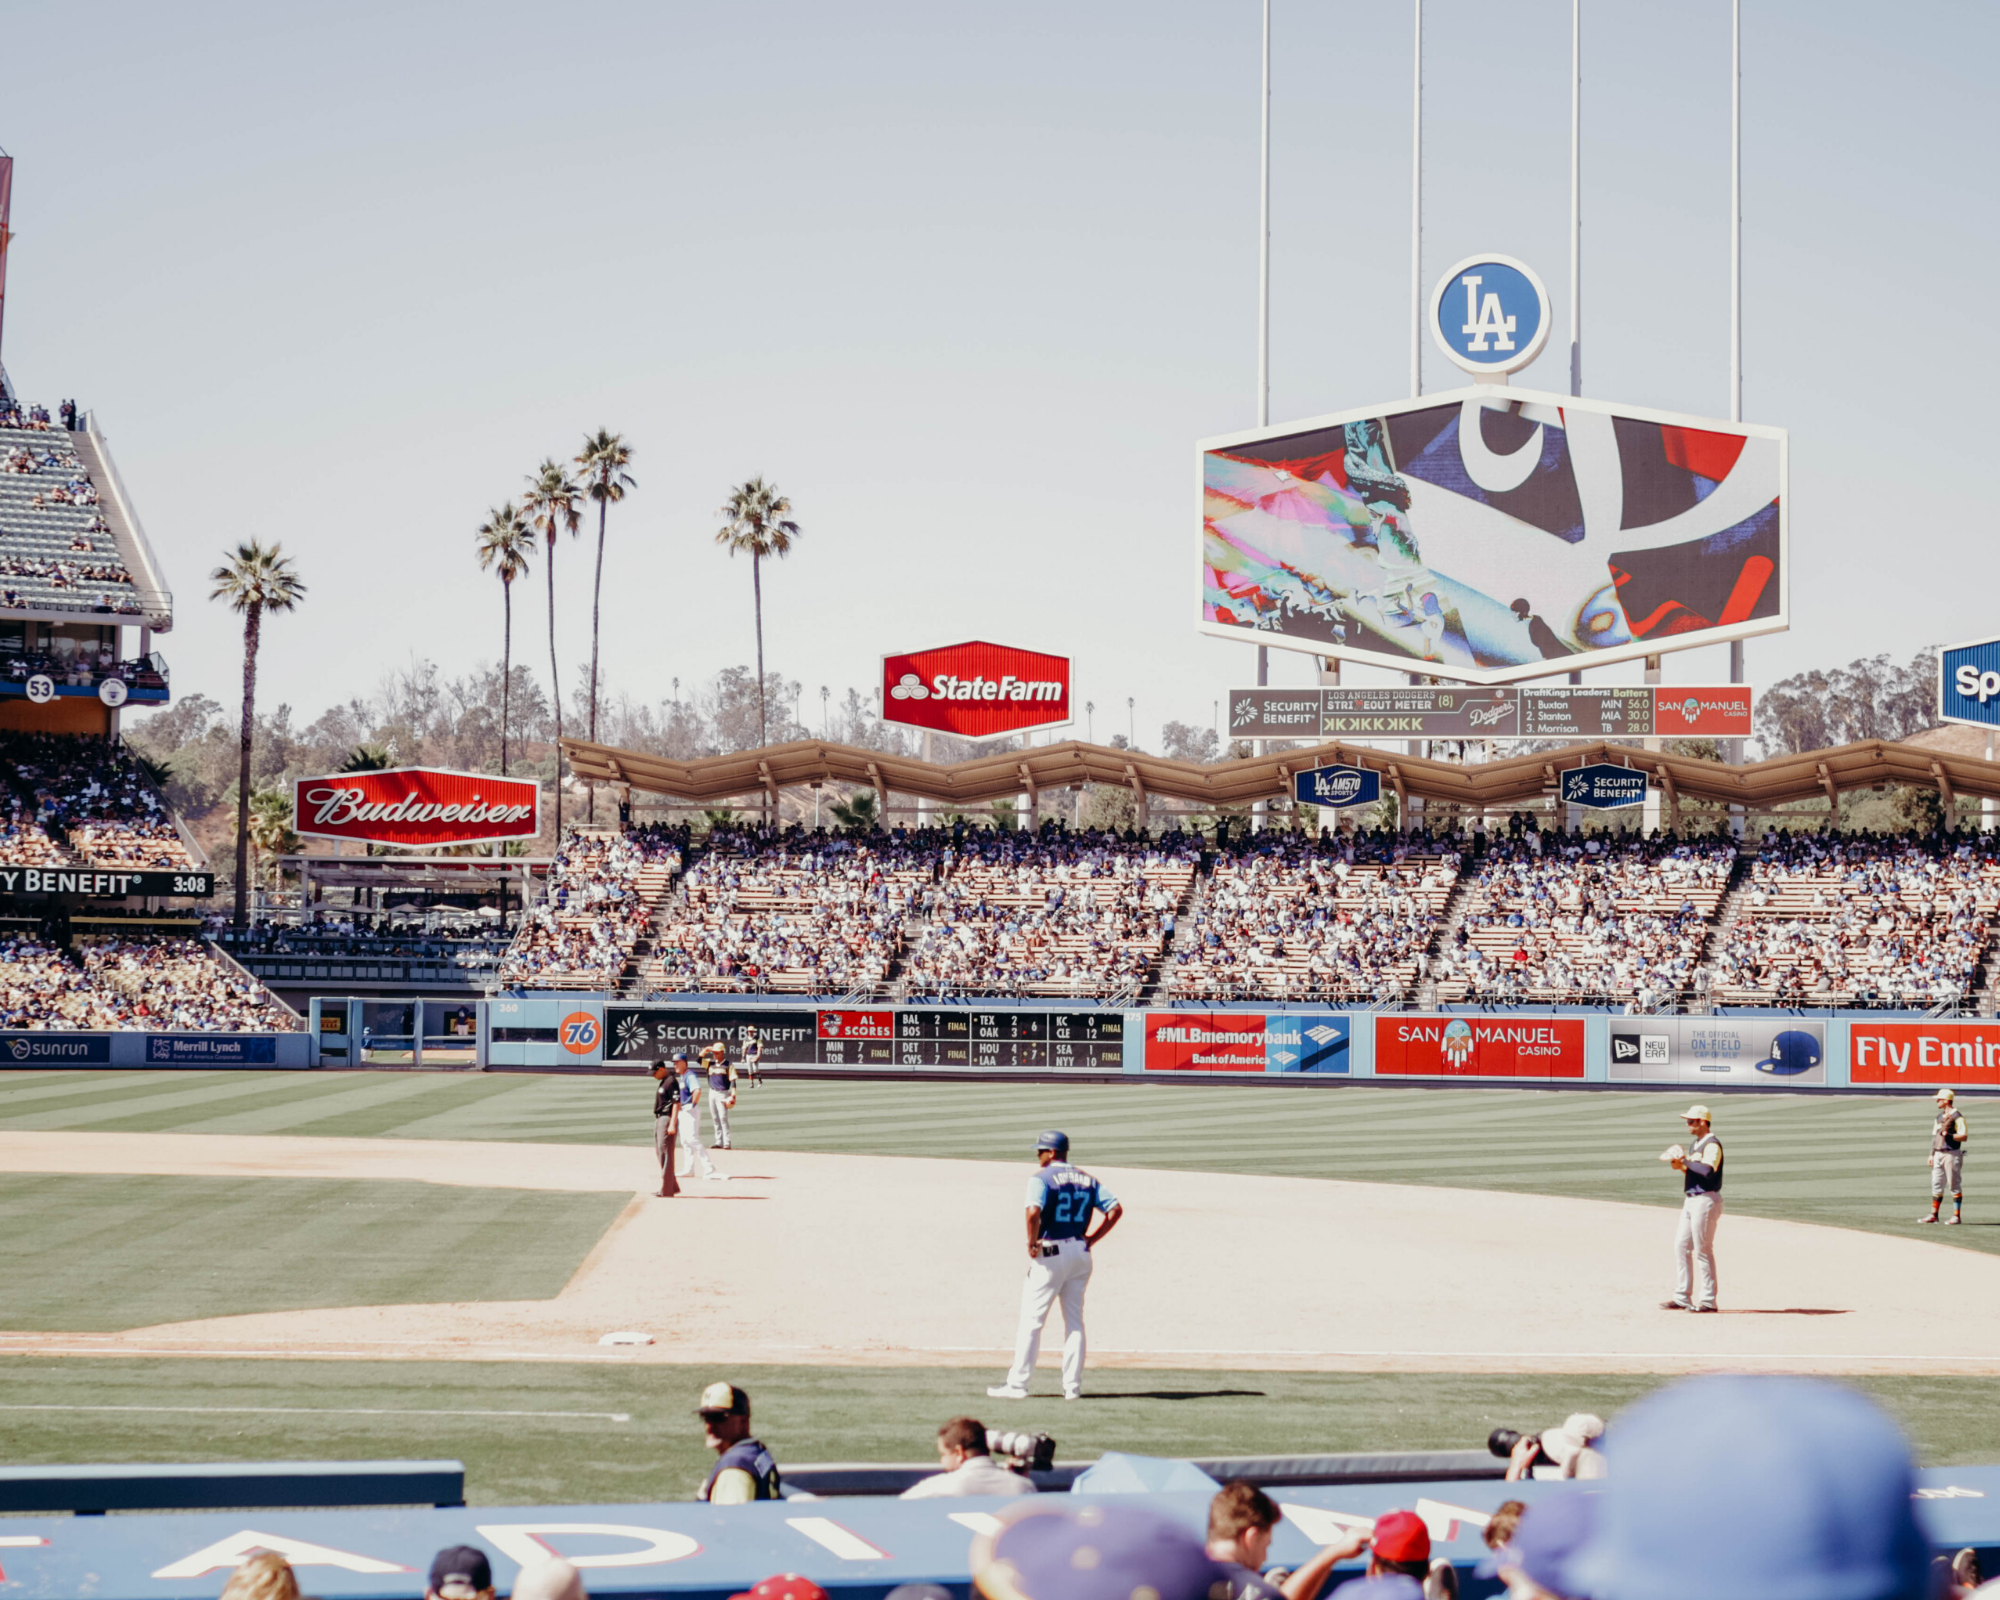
[705,1038,737,1149]
[676,1050,719,1180]
[988,1130,1123,1402]
[739,1025,764,1088]
[650,1058,681,1199]
[1923,1087,1969,1224]
[1661,1103,1722,1313]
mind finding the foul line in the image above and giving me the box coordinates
[0,1403,632,1421]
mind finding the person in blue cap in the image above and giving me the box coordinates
[1569,1374,1930,1600]
[972,1500,1232,1600]
[988,1130,1123,1402]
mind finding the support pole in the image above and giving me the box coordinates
[1410,0,1423,400]
[1569,0,1582,397]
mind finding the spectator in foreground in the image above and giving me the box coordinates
[1488,1491,1595,1600]
[511,1559,586,1600]
[1504,1415,1607,1481]
[1323,1511,1432,1600]
[1571,1375,1929,1600]
[901,1416,1036,1498]
[427,1547,495,1600]
[219,1553,299,1600]
[695,1381,782,1503]
[973,1501,1232,1600]
[1204,1481,1356,1600]
[729,1579,828,1600]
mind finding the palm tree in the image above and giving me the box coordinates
[475,503,534,776]
[829,789,878,832]
[248,787,299,894]
[714,476,802,751]
[210,540,306,928]
[522,459,583,838]
[575,430,635,818]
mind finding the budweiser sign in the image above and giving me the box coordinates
[293,767,541,848]
[881,640,1071,737]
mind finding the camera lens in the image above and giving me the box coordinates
[1488,1428,1523,1458]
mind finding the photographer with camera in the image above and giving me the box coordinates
[900,1416,1038,1499]
[1490,1415,1606,1482]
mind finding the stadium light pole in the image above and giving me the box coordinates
[1253,0,1272,830]
[1569,0,1581,400]
[1410,0,1422,401]
[1728,0,1747,770]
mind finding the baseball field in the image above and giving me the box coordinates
[3,1068,1996,1503]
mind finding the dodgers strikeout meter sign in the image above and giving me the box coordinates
[293,767,541,849]
[881,640,1071,737]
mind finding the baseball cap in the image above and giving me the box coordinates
[1537,1412,1605,1469]
[729,1578,829,1600]
[1755,1029,1822,1076]
[1504,1489,1596,1597]
[696,1381,750,1417]
[1369,1511,1430,1566]
[1570,1375,1929,1600]
[1937,1088,1957,1102]
[510,1559,585,1600]
[427,1546,493,1599]
[1680,1103,1711,1121]
[972,1501,1233,1600]
[1035,1130,1069,1154]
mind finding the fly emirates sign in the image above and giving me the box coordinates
[881,640,1071,738]
[293,767,541,849]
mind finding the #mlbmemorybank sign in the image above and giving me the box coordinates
[1375,1015,1585,1078]
[1144,1013,1349,1073]
[293,767,541,849]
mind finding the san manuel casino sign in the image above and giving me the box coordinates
[881,640,1072,738]
[293,767,541,849]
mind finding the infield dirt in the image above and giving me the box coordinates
[0,1128,1992,1376]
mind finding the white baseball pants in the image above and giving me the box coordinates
[1675,1193,1722,1310]
[709,1092,732,1147]
[678,1104,718,1178]
[1005,1239,1092,1397]
[1933,1151,1964,1198]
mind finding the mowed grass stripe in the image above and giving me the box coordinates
[0,1072,385,1132]
[170,1072,488,1136]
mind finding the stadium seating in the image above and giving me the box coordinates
[1439,832,1734,1007]
[0,403,144,614]
[0,733,199,869]
[1709,830,2000,1007]
[1162,829,1459,1003]
[500,826,683,988]
[644,828,936,995]
[74,934,300,1031]
[902,829,1200,999]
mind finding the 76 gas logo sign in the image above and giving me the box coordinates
[560,1012,603,1055]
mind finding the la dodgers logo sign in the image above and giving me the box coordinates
[1428,254,1551,377]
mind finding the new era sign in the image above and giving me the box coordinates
[881,640,1071,737]
[1559,764,1648,809]
[294,767,541,849]
[1292,764,1381,809]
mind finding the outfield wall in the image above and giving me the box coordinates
[11,1003,1998,1092]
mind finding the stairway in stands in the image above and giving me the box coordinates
[1685,845,1757,1013]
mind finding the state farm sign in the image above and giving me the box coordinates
[293,767,541,849]
[881,640,1071,737]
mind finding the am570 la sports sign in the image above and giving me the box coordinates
[293,767,541,849]
[881,640,1071,738]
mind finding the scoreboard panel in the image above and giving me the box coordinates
[607,1005,1126,1071]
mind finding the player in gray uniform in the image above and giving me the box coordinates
[1923,1087,1969,1224]
[1661,1103,1722,1313]
[739,1026,764,1088]
[705,1039,736,1149]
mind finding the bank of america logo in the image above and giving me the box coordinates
[1304,1025,1341,1045]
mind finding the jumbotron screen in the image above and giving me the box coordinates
[1199,389,1787,685]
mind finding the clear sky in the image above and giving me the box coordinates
[1,0,1992,746]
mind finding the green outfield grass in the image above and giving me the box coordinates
[0,1173,629,1332]
[1,1068,1984,1252]
[0,1359,1995,1502]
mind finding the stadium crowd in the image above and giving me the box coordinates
[1712,828,2000,1007]
[500,825,682,987]
[1440,827,1736,1007]
[648,827,933,994]
[1163,827,1459,1003]
[0,732,198,869]
[901,828,1199,999]
[0,930,297,1030]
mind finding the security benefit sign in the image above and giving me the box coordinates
[1145,1013,1349,1073]
[1292,765,1380,809]
[1374,1015,1585,1078]
[1560,764,1648,809]
[1608,1018,1826,1087]
[1851,1021,2000,1087]
[881,640,1071,737]
[0,867,213,898]
[1939,638,2000,729]
[293,767,541,849]
[606,1007,818,1065]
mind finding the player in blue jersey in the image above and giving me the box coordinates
[988,1130,1124,1402]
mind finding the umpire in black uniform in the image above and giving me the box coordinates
[651,1057,680,1199]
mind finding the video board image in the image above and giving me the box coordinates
[1201,393,1785,683]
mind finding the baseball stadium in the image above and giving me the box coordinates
[2,8,1998,1600]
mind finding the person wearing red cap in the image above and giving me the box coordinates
[1322,1511,1432,1600]
[729,1578,828,1600]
